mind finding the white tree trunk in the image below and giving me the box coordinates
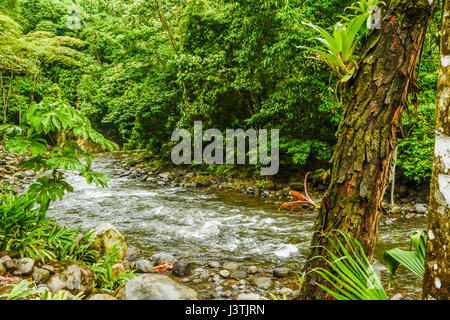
[423,0,450,300]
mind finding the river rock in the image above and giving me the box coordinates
[207,261,221,268]
[133,259,154,273]
[172,260,191,277]
[414,203,428,214]
[153,252,177,265]
[221,290,232,298]
[88,293,118,300]
[389,206,402,214]
[111,263,126,280]
[196,176,211,187]
[41,264,56,274]
[2,257,15,272]
[118,274,198,300]
[247,266,258,274]
[32,267,50,284]
[125,247,140,260]
[13,258,34,276]
[253,277,272,290]
[219,270,230,278]
[223,262,239,271]
[230,270,247,280]
[237,293,262,300]
[273,267,290,278]
[390,294,403,300]
[279,287,294,296]
[159,172,171,181]
[47,261,95,295]
[91,223,128,261]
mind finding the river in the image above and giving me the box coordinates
[47,152,427,299]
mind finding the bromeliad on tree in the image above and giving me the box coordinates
[280,172,320,220]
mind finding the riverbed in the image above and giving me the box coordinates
[47,152,427,299]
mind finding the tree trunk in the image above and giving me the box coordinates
[422,0,449,300]
[301,0,434,299]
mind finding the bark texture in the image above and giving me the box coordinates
[301,0,434,299]
[423,0,450,300]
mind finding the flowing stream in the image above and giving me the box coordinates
[47,152,426,299]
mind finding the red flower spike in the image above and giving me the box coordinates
[279,172,320,220]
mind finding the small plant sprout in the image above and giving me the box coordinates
[280,172,320,220]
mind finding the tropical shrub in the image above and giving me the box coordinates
[0,192,97,263]
[0,98,118,211]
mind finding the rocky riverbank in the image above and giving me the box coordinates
[0,222,299,300]
[0,146,36,192]
[120,151,431,220]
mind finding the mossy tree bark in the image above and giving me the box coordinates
[301,0,435,299]
[423,0,449,300]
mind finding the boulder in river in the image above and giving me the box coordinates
[13,258,34,276]
[91,223,128,261]
[118,274,198,300]
[389,206,402,214]
[247,266,258,274]
[223,262,239,271]
[219,270,230,278]
[47,261,95,295]
[153,252,177,265]
[414,203,428,215]
[172,260,191,277]
[230,270,247,280]
[32,267,50,284]
[2,257,15,272]
[133,259,154,273]
[207,261,221,268]
[273,267,291,278]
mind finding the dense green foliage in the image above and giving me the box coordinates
[92,245,137,291]
[0,191,96,262]
[0,94,117,263]
[0,0,440,182]
[0,279,84,300]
